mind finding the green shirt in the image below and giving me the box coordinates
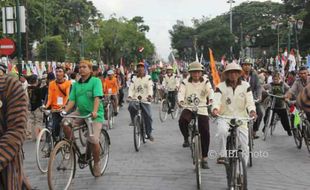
[151,70,160,81]
[69,76,104,122]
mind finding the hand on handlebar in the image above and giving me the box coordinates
[178,101,185,108]
[212,108,219,117]
[249,110,257,119]
[147,95,152,102]
[61,110,67,116]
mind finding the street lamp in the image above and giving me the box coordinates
[69,22,84,60]
[271,20,283,55]
[287,17,303,66]
[227,0,235,59]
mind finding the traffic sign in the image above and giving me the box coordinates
[0,38,16,56]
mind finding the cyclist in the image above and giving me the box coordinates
[128,62,154,141]
[151,66,160,100]
[44,66,71,139]
[297,82,310,120]
[163,65,179,113]
[62,60,104,177]
[285,66,310,100]
[104,70,119,116]
[212,63,256,165]
[178,61,212,169]
[263,72,292,136]
[240,58,263,139]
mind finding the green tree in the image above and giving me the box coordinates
[38,35,65,61]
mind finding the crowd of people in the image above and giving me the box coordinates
[1,55,310,189]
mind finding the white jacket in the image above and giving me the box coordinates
[163,74,179,91]
[178,77,212,116]
[128,75,153,103]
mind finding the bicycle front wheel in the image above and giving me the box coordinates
[48,140,75,190]
[133,115,141,151]
[235,152,247,190]
[107,104,114,129]
[159,99,168,122]
[292,125,303,149]
[36,128,53,173]
[194,135,202,189]
[171,102,180,119]
[248,126,254,167]
[303,120,310,154]
[263,109,273,141]
[89,129,110,176]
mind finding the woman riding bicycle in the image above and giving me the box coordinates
[178,61,212,169]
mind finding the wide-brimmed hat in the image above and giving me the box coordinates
[188,61,204,72]
[223,63,242,73]
[166,65,173,70]
[137,62,144,67]
[297,84,310,113]
[241,58,253,65]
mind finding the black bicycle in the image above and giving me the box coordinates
[159,88,179,122]
[129,96,148,152]
[218,115,254,190]
[47,113,110,190]
[182,97,210,190]
[263,92,285,141]
[290,104,310,154]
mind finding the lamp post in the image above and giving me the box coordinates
[227,0,235,59]
[69,22,84,60]
[271,20,283,55]
[288,17,303,66]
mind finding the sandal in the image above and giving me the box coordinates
[217,157,226,164]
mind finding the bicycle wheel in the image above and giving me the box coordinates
[171,102,180,119]
[270,114,278,136]
[303,120,310,154]
[263,109,273,141]
[235,152,247,190]
[36,128,53,173]
[292,125,303,149]
[159,99,168,122]
[107,104,114,129]
[48,140,75,190]
[248,125,254,167]
[79,127,88,147]
[89,129,110,176]
[194,135,202,190]
[133,115,141,151]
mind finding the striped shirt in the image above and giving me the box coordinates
[0,75,31,190]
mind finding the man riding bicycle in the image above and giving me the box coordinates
[212,63,256,165]
[104,70,119,116]
[285,66,310,100]
[163,65,179,113]
[240,58,263,139]
[44,66,71,139]
[178,61,212,169]
[62,60,104,177]
[128,62,154,141]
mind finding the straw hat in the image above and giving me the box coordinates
[188,61,204,72]
[223,63,242,73]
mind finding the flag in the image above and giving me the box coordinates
[307,55,310,68]
[195,52,199,62]
[209,48,220,87]
[120,57,125,75]
[283,48,288,58]
[200,53,204,64]
[221,55,227,68]
[290,105,301,128]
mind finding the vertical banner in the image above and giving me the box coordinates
[209,48,220,87]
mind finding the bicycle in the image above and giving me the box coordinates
[47,113,110,190]
[263,92,285,141]
[159,88,179,122]
[182,97,210,190]
[217,115,254,190]
[36,107,62,173]
[290,104,310,153]
[247,120,254,167]
[103,93,116,130]
[129,96,148,152]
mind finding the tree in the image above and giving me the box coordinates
[37,35,65,61]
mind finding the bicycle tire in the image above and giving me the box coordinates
[36,128,53,173]
[292,125,302,149]
[235,152,247,190]
[141,117,146,144]
[263,109,273,141]
[133,115,141,151]
[303,120,310,154]
[159,99,168,122]
[78,127,88,147]
[270,114,278,136]
[48,140,75,190]
[194,135,202,190]
[107,104,114,129]
[248,125,254,167]
[171,102,180,119]
[89,129,110,176]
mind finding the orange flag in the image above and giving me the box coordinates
[209,48,220,87]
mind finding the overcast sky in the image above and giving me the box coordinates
[90,0,282,60]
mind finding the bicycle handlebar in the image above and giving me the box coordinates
[216,115,255,121]
[60,113,92,119]
[266,92,285,99]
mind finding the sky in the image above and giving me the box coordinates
[90,0,282,60]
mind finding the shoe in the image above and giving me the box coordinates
[93,162,102,177]
[287,130,292,136]
[148,135,154,142]
[170,108,175,112]
[182,140,190,148]
[114,112,118,116]
[217,157,226,164]
[253,135,260,139]
[201,160,210,169]
[129,122,134,126]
